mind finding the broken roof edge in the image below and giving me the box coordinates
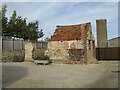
[56,22,91,27]
[96,19,107,22]
[50,39,82,41]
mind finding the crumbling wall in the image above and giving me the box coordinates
[68,49,84,61]
[47,41,69,60]
[48,22,97,64]
[24,42,34,62]
[86,29,97,64]
[2,50,25,62]
[47,40,84,62]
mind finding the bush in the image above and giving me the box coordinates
[13,56,24,62]
[34,55,50,60]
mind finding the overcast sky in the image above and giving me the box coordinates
[2,1,118,41]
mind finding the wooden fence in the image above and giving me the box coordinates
[2,36,48,50]
[34,42,48,49]
[96,47,120,60]
[2,37,24,50]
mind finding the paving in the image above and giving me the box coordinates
[2,61,119,88]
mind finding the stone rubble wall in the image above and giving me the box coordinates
[2,50,25,62]
[47,40,84,61]
[86,30,97,64]
[24,42,34,62]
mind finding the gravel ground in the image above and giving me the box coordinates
[2,61,119,88]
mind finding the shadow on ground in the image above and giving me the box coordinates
[2,64,28,88]
[88,71,118,88]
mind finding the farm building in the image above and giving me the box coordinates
[46,22,97,64]
[108,36,120,47]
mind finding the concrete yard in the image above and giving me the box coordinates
[2,61,119,88]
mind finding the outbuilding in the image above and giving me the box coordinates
[46,22,97,64]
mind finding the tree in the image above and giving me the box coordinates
[2,4,44,42]
[44,37,50,42]
[37,29,44,40]
[15,16,27,38]
[8,10,17,36]
[27,21,40,41]
[2,5,8,36]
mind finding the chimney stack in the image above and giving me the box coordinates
[96,19,108,48]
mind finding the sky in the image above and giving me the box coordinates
[2,1,118,42]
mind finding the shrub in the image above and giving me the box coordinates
[34,55,50,60]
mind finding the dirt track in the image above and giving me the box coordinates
[2,61,119,88]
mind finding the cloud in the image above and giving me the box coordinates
[3,2,118,40]
[1,0,120,2]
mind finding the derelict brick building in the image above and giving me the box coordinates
[46,22,97,64]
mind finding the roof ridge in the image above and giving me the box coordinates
[56,22,91,27]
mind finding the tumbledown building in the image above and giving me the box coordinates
[46,22,97,64]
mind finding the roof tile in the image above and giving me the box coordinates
[51,23,91,41]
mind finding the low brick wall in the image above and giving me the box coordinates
[2,50,25,62]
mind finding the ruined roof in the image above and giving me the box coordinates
[51,22,91,41]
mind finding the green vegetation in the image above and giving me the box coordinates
[34,55,50,60]
[2,4,44,41]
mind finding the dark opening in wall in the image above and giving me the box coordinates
[88,40,91,50]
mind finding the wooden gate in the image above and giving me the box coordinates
[96,47,120,60]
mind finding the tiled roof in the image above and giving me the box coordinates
[51,23,91,41]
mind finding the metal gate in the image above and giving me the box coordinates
[96,47,120,60]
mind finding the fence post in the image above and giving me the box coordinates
[20,39,23,50]
[1,38,3,50]
[21,40,23,50]
[13,38,14,50]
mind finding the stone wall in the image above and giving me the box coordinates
[86,40,95,64]
[48,40,84,50]
[96,19,108,48]
[2,50,25,62]
[47,49,69,60]
[68,49,84,61]
[47,40,84,61]
[24,42,34,62]
[86,28,97,64]
[47,28,97,64]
